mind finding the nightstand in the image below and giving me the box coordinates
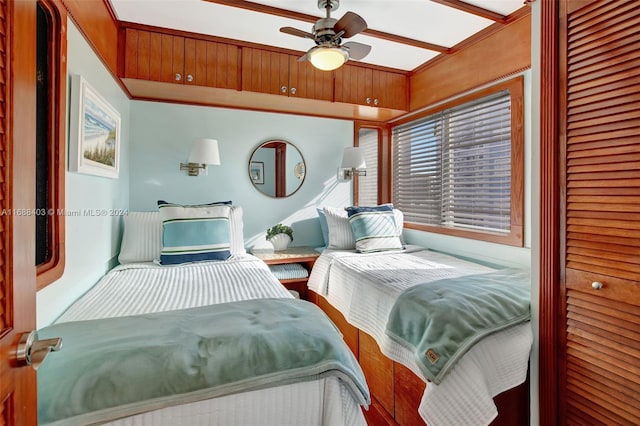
[253,247,320,300]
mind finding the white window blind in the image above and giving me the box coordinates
[358,128,379,205]
[392,89,512,233]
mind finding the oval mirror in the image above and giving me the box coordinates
[249,140,306,198]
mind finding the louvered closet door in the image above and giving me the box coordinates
[561,0,640,424]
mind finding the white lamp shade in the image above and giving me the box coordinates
[309,46,349,71]
[341,147,366,169]
[188,138,220,165]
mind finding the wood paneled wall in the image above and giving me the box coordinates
[62,0,119,77]
[409,12,531,111]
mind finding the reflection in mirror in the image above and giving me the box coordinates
[249,140,306,198]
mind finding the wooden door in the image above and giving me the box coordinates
[241,47,289,96]
[0,0,39,424]
[288,56,333,101]
[183,38,239,90]
[335,64,372,106]
[124,29,184,84]
[560,0,640,424]
[371,70,407,110]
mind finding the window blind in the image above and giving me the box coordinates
[393,90,512,233]
[358,128,379,206]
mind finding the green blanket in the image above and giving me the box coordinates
[385,268,531,385]
[38,299,370,425]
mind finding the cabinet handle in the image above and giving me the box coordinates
[187,74,194,82]
[591,281,604,290]
[290,87,297,95]
[374,98,379,106]
[366,97,371,104]
[175,73,182,81]
[281,85,288,94]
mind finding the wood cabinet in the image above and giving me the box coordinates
[123,28,239,89]
[241,47,333,101]
[252,247,320,300]
[335,64,408,110]
[558,1,640,424]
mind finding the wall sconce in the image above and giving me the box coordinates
[180,138,220,176]
[338,147,366,181]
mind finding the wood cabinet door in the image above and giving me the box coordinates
[560,0,640,424]
[372,70,407,110]
[124,29,184,84]
[241,47,289,96]
[1,0,39,423]
[335,64,372,106]
[288,56,334,101]
[184,38,239,89]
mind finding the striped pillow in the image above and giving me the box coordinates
[323,206,356,249]
[158,202,232,265]
[346,205,403,253]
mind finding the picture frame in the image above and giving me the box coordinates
[250,161,264,185]
[69,75,121,178]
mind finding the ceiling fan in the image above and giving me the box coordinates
[280,0,372,71]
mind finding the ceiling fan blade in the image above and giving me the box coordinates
[343,42,371,60]
[334,11,367,38]
[280,27,316,40]
[298,52,309,62]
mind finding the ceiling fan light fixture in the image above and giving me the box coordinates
[309,46,348,71]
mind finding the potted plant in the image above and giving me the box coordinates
[266,223,294,251]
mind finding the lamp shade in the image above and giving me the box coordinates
[188,138,220,165]
[341,147,366,169]
[309,46,349,71]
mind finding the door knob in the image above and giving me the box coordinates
[16,331,62,370]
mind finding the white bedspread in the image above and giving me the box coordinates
[56,254,292,323]
[308,246,533,426]
[54,254,366,426]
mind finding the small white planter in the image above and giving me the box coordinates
[269,234,291,251]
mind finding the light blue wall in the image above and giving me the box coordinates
[129,101,353,249]
[36,20,130,327]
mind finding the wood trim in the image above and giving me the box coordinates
[203,0,450,53]
[539,0,561,424]
[430,0,507,22]
[122,78,407,122]
[36,0,67,290]
[61,0,119,74]
[409,11,531,110]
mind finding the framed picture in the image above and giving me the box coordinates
[250,161,264,184]
[69,75,121,178]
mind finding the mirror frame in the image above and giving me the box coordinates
[248,139,306,198]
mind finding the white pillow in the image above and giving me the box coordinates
[118,206,246,264]
[118,212,162,264]
[323,206,356,249]
[322,205,404,250]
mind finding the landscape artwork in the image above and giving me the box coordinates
[69,75,121,178]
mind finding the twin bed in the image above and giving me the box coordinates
[38,205,532,426]
[37,208,369,426]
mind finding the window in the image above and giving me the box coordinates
[357,127,380,206]
[392,77,523,246]
[36,0,66,288]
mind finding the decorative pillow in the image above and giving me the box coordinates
[158,202,232,265]
[228,205,247,255]
[118,212,163,264]
[316,207,330,247]
[345,204,403,253]
[323,206,356,249]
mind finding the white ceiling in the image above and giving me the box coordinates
[109,0,526,71]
